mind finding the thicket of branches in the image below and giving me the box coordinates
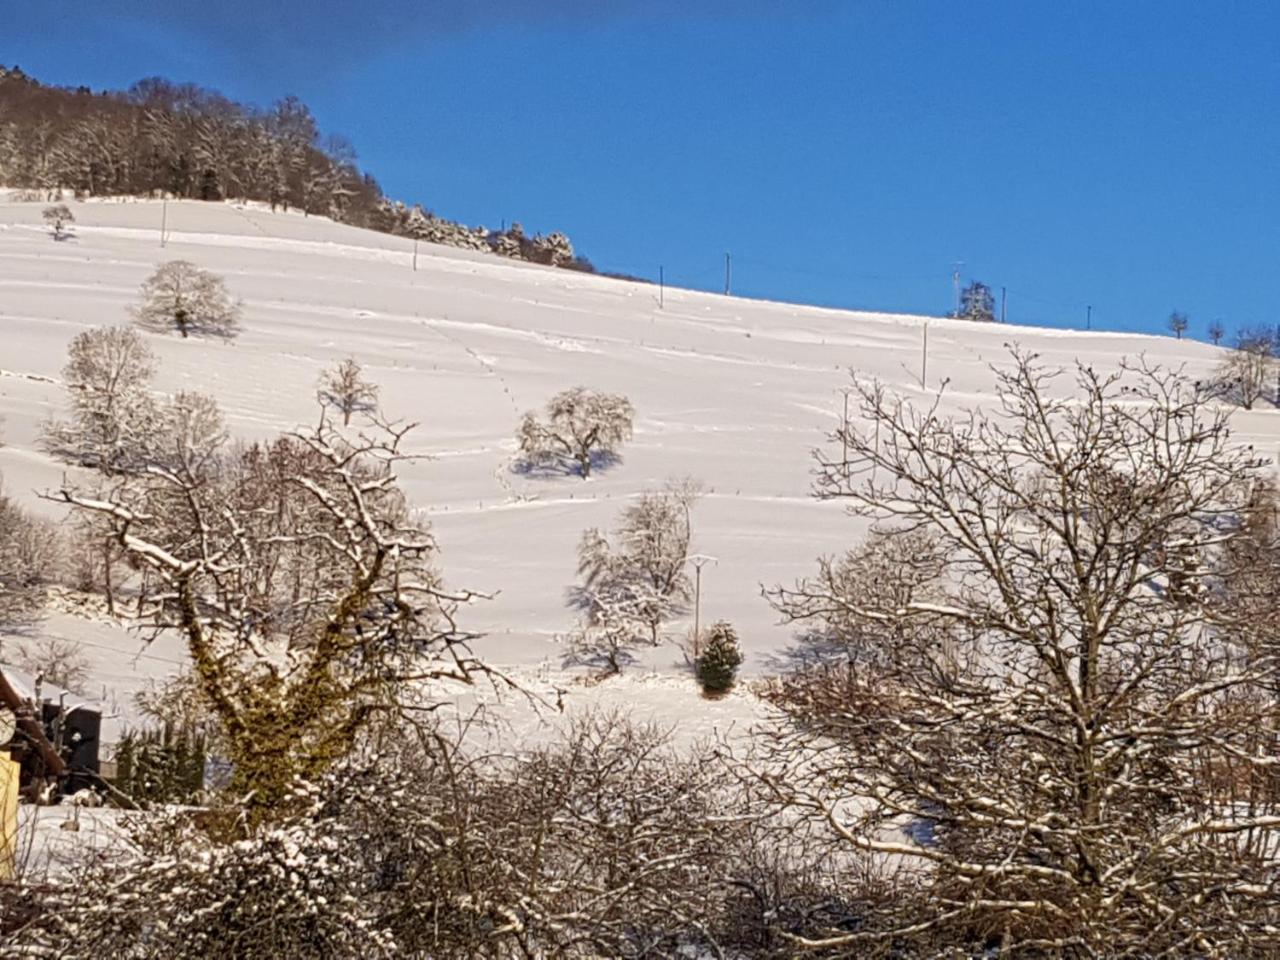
[7,335,1280,957]
[758,350,1280,955]
[0,65,597,271]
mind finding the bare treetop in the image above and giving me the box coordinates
[759,348,1280,954]
[317,356,379,426]
[133,260,241,340]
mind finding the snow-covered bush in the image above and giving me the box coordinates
[4,717,751,958]
[132,260,241,339]
[695,620,743,692]
[2,777,400,957]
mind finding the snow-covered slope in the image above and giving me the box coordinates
[0,197,1268,705]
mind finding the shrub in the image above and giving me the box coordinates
[695,620,743,692]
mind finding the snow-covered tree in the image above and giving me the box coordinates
[0,478,57,627]
[42,324,158,473]
[53,400,486,816]
[575,477,701,650]
[756,350,1280,954]
[404,203,431,239]
[317,356,379,426]
[133,260,241,339]
[517,387,634,479]
[41,202,73,240]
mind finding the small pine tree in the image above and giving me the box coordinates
[695,620,743,693]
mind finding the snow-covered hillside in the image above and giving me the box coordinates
[0,196,1267,718]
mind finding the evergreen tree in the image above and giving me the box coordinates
[695,620,744,692]
[956,280,996,322]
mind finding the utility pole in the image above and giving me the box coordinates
[1086,304,1092,330]
[160,198,168,248]
[413,237,418,272]
[1000,286,1007,323]
[724,252,732,296]
[842,388,850,472]
[659,265,664,309]
[686,554,718,649]
[922,321,929,387]
[951,261,964,316]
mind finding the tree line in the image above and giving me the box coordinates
[0,65,595,270]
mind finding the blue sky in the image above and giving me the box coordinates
[7,1,1277,338]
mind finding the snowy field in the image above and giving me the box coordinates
[0,195,1271,739]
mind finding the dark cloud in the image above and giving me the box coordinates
[13,1,780,77]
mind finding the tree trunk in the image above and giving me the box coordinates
[103,539,115,617]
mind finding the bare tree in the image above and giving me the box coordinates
[1217,328,1275,410]
[1168,308,1189,339]
[517,387,633,479]
[317,356,379,426]
[574,478,701,659]
[1208,317,1225,345]
[14,637,90,694]
[42,324,157,474]
[767,527,948,668]
[51,401,489,816]
[132,260,241,339]
[41,203,73,240]
[757,350,1280,955]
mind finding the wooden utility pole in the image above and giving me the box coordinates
[842,388,850,472]
[1001,286,1007,323]
[724,252,732,295]
[160,198,168,248]
[413,237,418,272]
[659,265,664,309]
[951,262,963,315]
[1087,304,1092,330]
[922,321,929,387]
